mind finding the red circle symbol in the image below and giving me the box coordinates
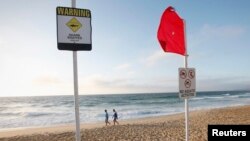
[188,70,195,79]
[184,79,191,88]
[180,70,187,79]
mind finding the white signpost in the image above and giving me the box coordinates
[56,0,92,141]
[181,20,196,141]
[179,68,196,98]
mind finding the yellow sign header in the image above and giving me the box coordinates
[57,7,91,18]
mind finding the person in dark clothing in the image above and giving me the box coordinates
[112,109,119,125]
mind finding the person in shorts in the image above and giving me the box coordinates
[113,109,119,125]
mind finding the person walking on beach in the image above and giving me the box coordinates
[113,109,119,125]
[104,109,111,126]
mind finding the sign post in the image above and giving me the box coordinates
[72,2,80,141]
[56,0,92,140]
[179,20,196,141]
[179,67,196,141]
[157,7,195,141]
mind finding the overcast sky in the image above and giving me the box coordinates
[0,0,250,96]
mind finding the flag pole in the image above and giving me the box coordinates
[183,19,189,141]
[72,0,81,141]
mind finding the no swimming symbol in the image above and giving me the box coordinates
[184,79,191,88]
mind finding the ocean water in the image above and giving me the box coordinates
[0,91,249,130]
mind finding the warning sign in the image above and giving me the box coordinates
[179,68,196,99]
[66,17,82,32]
[56,7,92,51]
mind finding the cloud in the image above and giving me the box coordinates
[113,63,136,77]
[197,76,250,91]
[189,24,246,48]
[142,50,182,67]
[114,63,131,71]
[143,50,166,66]
[81,74,129,88]
[33,75,62,85]
[79,74,178,94]
[200,24,245,38]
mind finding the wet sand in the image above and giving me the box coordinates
[0,105,249,141]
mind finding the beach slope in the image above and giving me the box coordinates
[0,105,249,141]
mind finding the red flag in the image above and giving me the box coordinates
[157,6,186,56]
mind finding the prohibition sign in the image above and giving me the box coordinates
[180,70,187,79]
[184,79,191,88]
[179,68,196,99]
[188,70,195,79]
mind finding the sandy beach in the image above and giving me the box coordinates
[0,105,249,141]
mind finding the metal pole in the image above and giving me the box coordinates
[72,0,81,141]
[185,95,189,141]
[73,51,81,141]
[183,19,189,141]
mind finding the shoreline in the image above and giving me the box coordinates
[0,105,249,140]
[0,104,247,131]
